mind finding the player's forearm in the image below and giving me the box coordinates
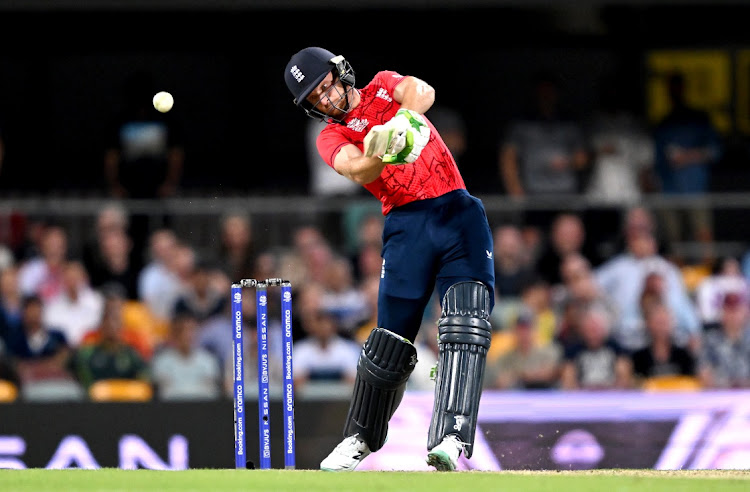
[333,144,386,185]
[341,155,386,185]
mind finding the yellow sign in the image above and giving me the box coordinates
[645,50,731,133]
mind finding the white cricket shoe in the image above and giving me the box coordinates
[320,434,371,472]
[426,434,464,471]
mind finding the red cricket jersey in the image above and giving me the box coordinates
[316,71,466,215]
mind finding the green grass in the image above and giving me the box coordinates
[1,469,749,492]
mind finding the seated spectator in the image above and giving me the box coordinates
[695,256,749,331]
[151,312,222,401]
[0,265,23,345]
[484,309,562,390]
[215,212,257,282]
[17,223,68,302]
[293,309,359,390]
[492,224,535,300]
[172,258,226,323]
[518,274,557,346]
[637,268,701,354]
[137,228,182,320]
[82,202,132,284]
[595,226,700,352]
[320,256,368,337]
[75,287,152,389]
[86,228,140,300]
[631,301,697,385]
[551,253,619,332]
[42,260,104,348]
[698,292,750,389]
[560,304,633,390]
[291,224,335,285]
[5,294,73,384]
[535,212,600,286]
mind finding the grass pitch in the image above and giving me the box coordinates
[2,468,749,492]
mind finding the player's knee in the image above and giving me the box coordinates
[440,281,492,344]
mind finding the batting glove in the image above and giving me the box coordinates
[363,109,430,164]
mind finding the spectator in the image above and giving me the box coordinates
[517,274,557,346]
[81,202,132,281]
[216,212,257,282]
[560,305,633,390]
[172,258,226,324]
[535,212,600,286]
[12,215,47,264]
[631,301,697,385]
[42,260,104,348]
[151,312,222,401]
[74,288,151,389]
[584,73,655,205]
[138,228,181,317]
[5,294,73,384]
[698,292,750,389]
[594,223,700,352]
[552,253,619,333]
[291,224,335,286]
[17,223,68,302]
[498,71,589,231]
[293,308,360,391]
[492,224,535,299]
[320,256,368,337]
[697,256,749,331]
[78,285,152,363]
[638,267,701,353]
[0,265,23,345]
[86,228,141,300]
[484,309,562,390]
[653,71,723,265]
[607,205,669,257]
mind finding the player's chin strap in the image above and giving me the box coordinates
[343,327,417,452]
[427,281,492,458]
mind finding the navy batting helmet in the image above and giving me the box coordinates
[284,47,355,123]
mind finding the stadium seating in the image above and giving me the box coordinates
[641,375,702,392]
[88,379,154,402]
[0,379,19,403]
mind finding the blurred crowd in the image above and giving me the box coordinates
[0,196,749,404]
[1,68,748,403]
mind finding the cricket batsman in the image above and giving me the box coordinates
[284,47,495,471]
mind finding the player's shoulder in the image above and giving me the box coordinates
[365,70,406,87]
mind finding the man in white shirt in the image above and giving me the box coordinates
[595,229,700,351]
[43,260,104,347]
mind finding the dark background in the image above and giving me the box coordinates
[0,3,749,196]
